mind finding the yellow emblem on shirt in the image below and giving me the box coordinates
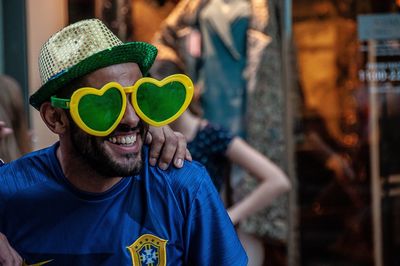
[127,234,167,266]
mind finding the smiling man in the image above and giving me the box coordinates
[0,19,247,265]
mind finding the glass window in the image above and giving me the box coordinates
[292,1,400,265]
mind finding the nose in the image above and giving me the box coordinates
[120,98,140,128]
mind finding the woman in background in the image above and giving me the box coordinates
[0,75,32,162]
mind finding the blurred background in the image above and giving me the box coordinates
[1,0,400,265]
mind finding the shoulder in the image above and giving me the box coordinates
[0,144,56,176]
[168,160,211,194]
[141,147,215,214]
[142,144,209,187]
[147,159,211,199]
[0,144,58,203]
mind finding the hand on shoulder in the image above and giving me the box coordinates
[146,125,192,170]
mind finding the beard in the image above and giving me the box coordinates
[68,117,148,178]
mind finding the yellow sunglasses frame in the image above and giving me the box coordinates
[53,74,194,137]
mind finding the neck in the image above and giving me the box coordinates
[170,111,203,142]
[56,142,122,193]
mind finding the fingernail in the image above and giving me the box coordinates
[145,134,152,144]
[175,159,183,168]
[149,157,157,166]
[159,163,169,170]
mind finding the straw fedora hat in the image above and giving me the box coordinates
[29,18,158,110]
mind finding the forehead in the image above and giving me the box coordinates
[84,63,142,87]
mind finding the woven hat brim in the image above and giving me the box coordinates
[29,42,158,110]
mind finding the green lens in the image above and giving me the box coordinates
[78,87,123,131]
[136,82,186,122]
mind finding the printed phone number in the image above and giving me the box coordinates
[359,69,400,82]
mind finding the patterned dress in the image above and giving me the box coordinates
[188,123,233,192]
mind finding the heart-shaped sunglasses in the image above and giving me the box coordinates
[51,74,194,136]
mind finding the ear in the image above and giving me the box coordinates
[40,102,69,135]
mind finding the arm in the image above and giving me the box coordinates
[0,232,23,266]
[225,137,291,225]
[146,125,192,170]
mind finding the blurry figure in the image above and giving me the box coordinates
[295,107,374,263]
[0,75,32,162]
[151,58,291,266]
[297,108,359,206]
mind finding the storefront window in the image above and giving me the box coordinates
[292,1,400,265]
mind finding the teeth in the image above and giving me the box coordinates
[108,135,137,145]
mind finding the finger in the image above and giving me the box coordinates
[145,130,152,145]
[0,233,21,266]
[157,127,178,170]
[0,232,11,259]
[9,246,22,266]
[185,148,192,162]
[172,132,187,168]
[147,127,164,166]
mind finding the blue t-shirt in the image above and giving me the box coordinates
[0,143,247,265]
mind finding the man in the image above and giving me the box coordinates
[0,19,247,265]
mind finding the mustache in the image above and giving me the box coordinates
[115,120,146,132]
[116,124,138,132]
[112,121,149,138]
